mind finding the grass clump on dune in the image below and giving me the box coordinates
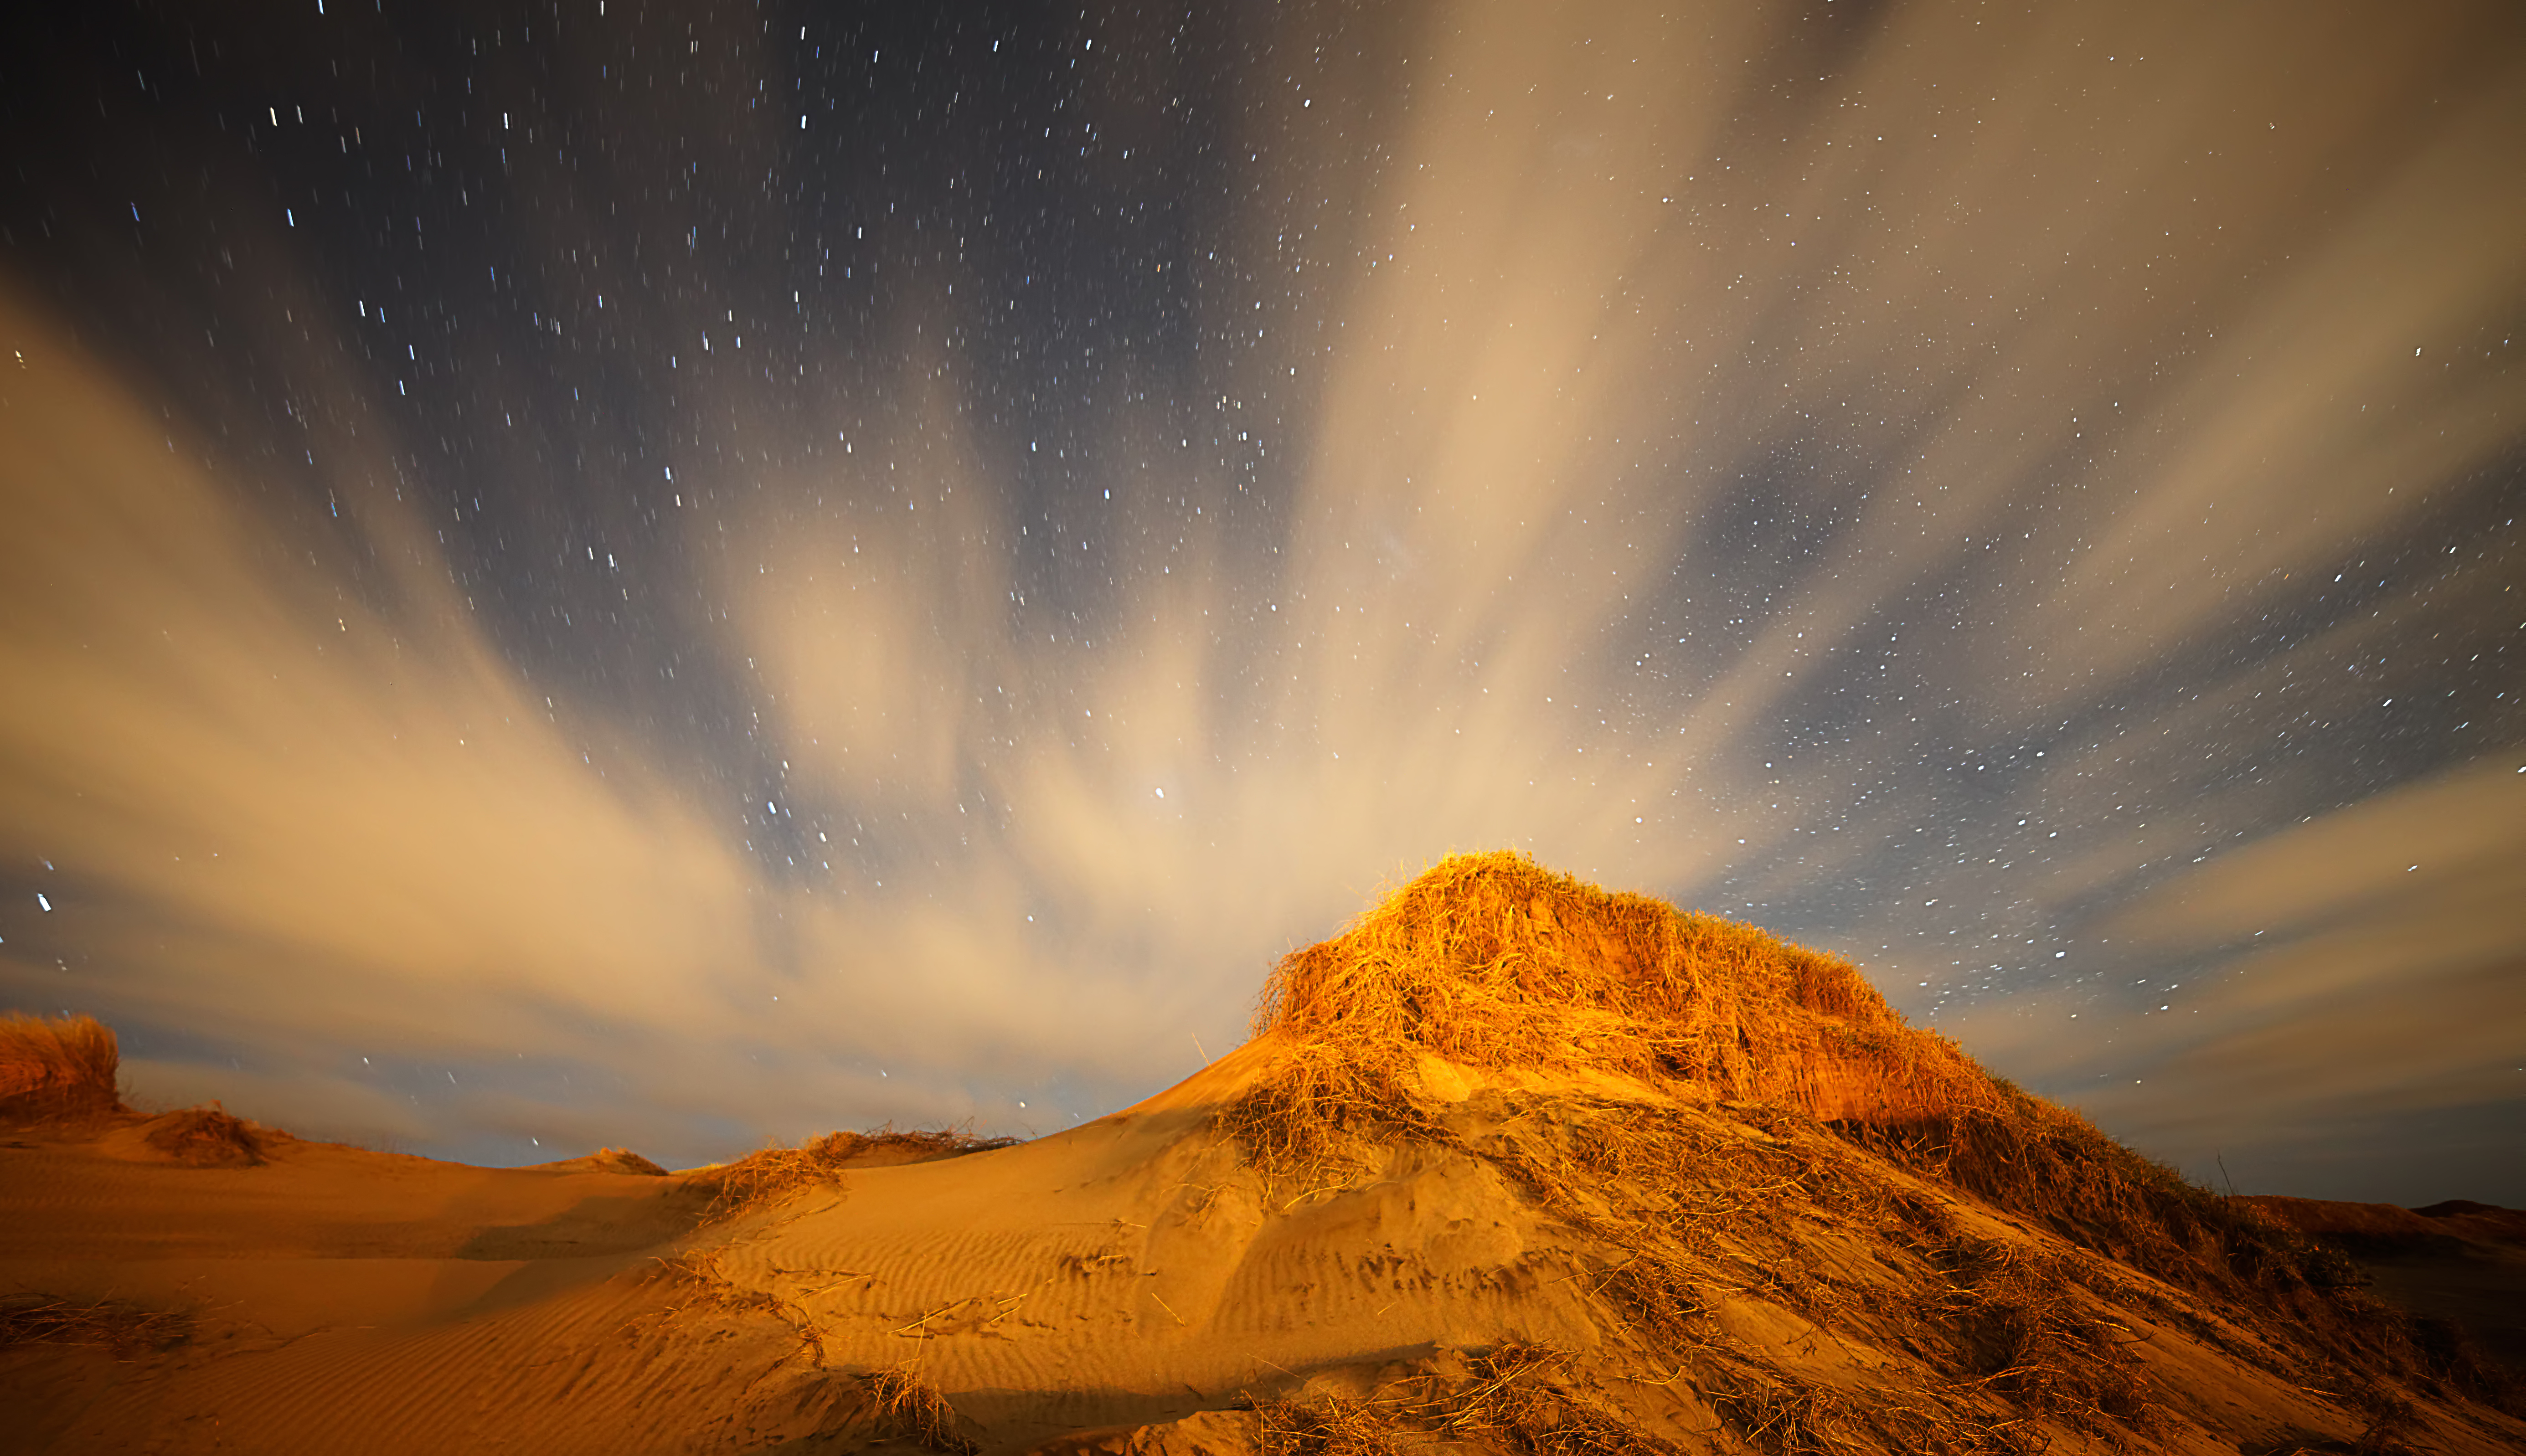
[1225,850,1995,1213]
[4,1013,284,1165]
[1249,849,1987,1123]
[0,1012,124,1124]
[1221,850,2517,1432]
[867,1364,979,1455]
[1230,853,2305,1291]
[0,1292,190,1358]
[696,1125,1019,1221]
[141,1103,268,1167]
[1251,1343,1673,1456]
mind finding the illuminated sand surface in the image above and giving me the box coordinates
[5,858,2522,1453]
[5,1070,2523,1454]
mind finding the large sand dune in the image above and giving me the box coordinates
[5,853,2520,1453]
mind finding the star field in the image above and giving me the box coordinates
[2,0,2521,1198]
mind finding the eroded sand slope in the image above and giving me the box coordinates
[5,854,2521,1453]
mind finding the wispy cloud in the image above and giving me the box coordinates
[1949,756,2526,1203]
[3,1,2521,1186]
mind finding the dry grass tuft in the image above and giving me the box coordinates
[1840,1094,2263,1293]
[1928,1239,2150,1432]
[143,1104,267,1167]
[1214,1046,1438,1195]
[1217,850,2517,1433]
[0,1291,190,1358]
[1227,852,2385,1309]
[1249,1397,1398,1456]
[1250,1343,1680,1456]
[577,1147,669,1175]
[695,1125,1018,1221]
[1706,1376,1866,1456]
[635,1247,831,1374]
[0,1012,123,1124]
[867,1363,978,1454]
[1250,850,1986,1123]
[647,1247,799,1323]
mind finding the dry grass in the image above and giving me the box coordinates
[1250,1343,1681,1456]
[634,1247,835,1381]
[1704,1375,1866,1456]
[0,1012,122,1123]
[1217,850,2519,1435]
[1250,851,1989,1125]
[695,1125,1019,1222]
[1223,852,1973,1352]
[1454,1096,1839,1346]
[647,1247,801,1324]
[867,1363,978,1454]
[143,1104,267,1167]
[1840,1093,2263,1290]
[1840,1102,2525,1414]
[1928,1239,2150,1432]
[1213,1047,1439,1195]
[581,1147,670,1175]
[0,1291,190,1358]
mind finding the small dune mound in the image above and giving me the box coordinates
[536,1147,671,1176]
[579,1147,670,1175]
[2247,1195,2526,1253]
[0,1011,125,1124]
[141,1103,268,1167]
[696,1126,1019,1221]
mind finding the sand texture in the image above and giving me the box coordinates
[5,853,2521,1453]
[3,1057,2521,1455]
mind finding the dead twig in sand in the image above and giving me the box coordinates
[892,1291,1030,1338]
[634,1249,828,1373]
[0,1292,191,1358]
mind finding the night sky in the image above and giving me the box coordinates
[3,1,2521,1200]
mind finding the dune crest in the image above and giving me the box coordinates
[3,854,2521,1454]
[685,853,2520,1456]
[1253,849,1976,1121]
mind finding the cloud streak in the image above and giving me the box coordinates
[1952,756,2526,1203]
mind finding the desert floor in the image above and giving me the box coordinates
[5,1052,2524,1456]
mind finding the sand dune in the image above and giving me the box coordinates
[2240,1196,2526,1381]
[5,855,2521,1453]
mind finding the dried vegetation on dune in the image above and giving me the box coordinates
[1218,850,2517,1452]
[0,1012,124,1124]
[869,1363,981,1455]
[0,1292,191,1359]
[140,1103,268,1167]
[1248,848,1972,1120]
[1249,1343,1664,1456]
[2,1011,276,1164]
[695,1126,1020,1222]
